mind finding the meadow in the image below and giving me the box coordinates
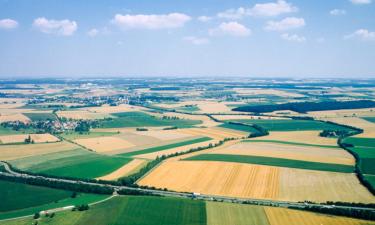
[100,112,201,128]
[23,113,57,121]
[185,154,354,173]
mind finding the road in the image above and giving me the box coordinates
[1,161,374,214]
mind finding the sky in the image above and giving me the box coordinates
[0,0,374,78]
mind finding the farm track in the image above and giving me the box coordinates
[1,161,374,222]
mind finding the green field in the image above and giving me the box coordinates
[218,123,258,133]
[10,149,132,179]
[176,105,200,112]
[119,137,212,157]
[60,131,119,141]
[243,140,339,149]
[185,154,354,173]
[0,180,71,212]
[363,117,375,123]
[344,137,375,148]
[223,119,353,131]
[100,112,201,128]
[0,126,34,135]
[23,113,57,121]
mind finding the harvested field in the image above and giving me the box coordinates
[0,141,78,160]
[156,100,235,114]
[84,104,143,113]
[179,127,247,140]
[234,88,304,98]
[56,110,111,120]
[0,133,59,144]
[138,161,279,199]
[98,159,147,180]
[252,131,338,146]
[264,206,374,225]
[0,113,30,123]
[23,112,57,121]
[132,129,194,141]
[157,112,220,127]
[211,141,353,165]
[309,108,375,118]
[74,136,135,153]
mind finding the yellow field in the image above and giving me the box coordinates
[138,161,279,199]
[0,133,59,144]
[179,127,247,140]
[211,141,354,165]
[309,108,375,118]
[97,159,147,180]
[74,136,135,153]
[265,207,374,225]
[84,104,147,113]
[131,129,194,141]
[0,113,30,123]
[154,112,220,127]
[253,131,338,146]
[233,88,305,98]
[0,141,78,160]
[320,117,375,138]
[212,115,288,121]
[138,160,375,203]
[56,110,111,120]
[155,100,236,114]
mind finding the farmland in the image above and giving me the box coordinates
[23,112,57,121]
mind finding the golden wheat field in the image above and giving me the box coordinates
[74,136,135,153]
[56,110,111,120]
[0,133,59,144]
[0,113,30,123]
[97,159,147,180]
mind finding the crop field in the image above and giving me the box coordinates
[119,137,212,157]
[0,126,24,135]
[185,154,354,173]
[74,136,135,153]
[0,141,79,161]
[318,117,375,138]
[0,180,71,213]
[179,127,247,139]
[23,112,57,121]
[0,133,59,144]
[218,123,259,133]
[139,160,374,202]
[100,112,202,128]
[363,117,375,123]
[56,110,111,120]
[209,141,353,165]
[223,119,353,131]
[251,131,338,147]
[0,113,30,123]
[60,131,119,141]
[98,158,147,180]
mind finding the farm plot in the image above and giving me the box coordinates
[0,141,78,161]
[251,131,338,147]
[223,119,353,131]
[56,110,111,120]
[100,112,201,128]
[138,161,374,202]
[98,159,147,180]
[0,113,30,123]
[208,141,353,165]
[74,136,135,153]
[178,127,247,140]
[23,112,57,121]
[0,133,59,144]
[218,123,259,133]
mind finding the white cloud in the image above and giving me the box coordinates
[197,16,212,22]
[0,18,18,29]
[281,33,306,42]
[33,17,77,36]
[345,29,375,41]
[350,0,372,4]
[209,22,251,37]
[87,28,99,37]
[248,0,298,17]
[183,36,210,45]
[330,9,346,16]
[217,7,247,20]
[265,17,305,31]
[111,13,191,30]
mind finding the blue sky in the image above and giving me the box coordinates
[0,0,374,78]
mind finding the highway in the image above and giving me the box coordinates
[1,161,374,214]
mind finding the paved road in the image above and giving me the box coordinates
[1,161,374,213]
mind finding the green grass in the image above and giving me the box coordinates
[11,149,132,179]
[343,137,375,176]
[185,154,354,173]
[224,119,353,131]
[344,137,375,148]
[0,190,107,220]
[218,123,258,133]
[60,131,119,141]
[23,113,57,121]
[0,126,34,135]
[362,117,375,123]
[100,112,201,128]
[243,140,339,149]
[0,180,71,212]
[0,196,206,225]
[364,175,375,189]
[119,137,212,157]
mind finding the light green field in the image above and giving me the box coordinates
[60,131,119,141]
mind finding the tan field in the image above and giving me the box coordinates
[129,129,194,141]
[153,111,220,127]
[253,131,338,146]
[233,88,305,98]
[0,141,78,160]
[265,207,375,225]
[320,117,375,138]
[212,115,288,121]
[98,159,147,180]
[74,136,135,153]
[155,100,237,114]
[138,160,374,203]
[179,127,247,140]
[0,113,30,123]
[211,141,354,165]
[0,133,59,144]
[56,110,111,120]
[85,104,148,113]
[309,108,375,118]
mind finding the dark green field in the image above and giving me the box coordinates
[218,123,258,133]
[223,119,352,131]
[100,112,201,128]
[243,140,339,149]
[185,154,354,173]
[0,180,71,212]
[363,117,375,123]
[119,137,212,157]
[23,113,57,121]
[344,137,375,148]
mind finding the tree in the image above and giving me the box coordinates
[33,212,40,219]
